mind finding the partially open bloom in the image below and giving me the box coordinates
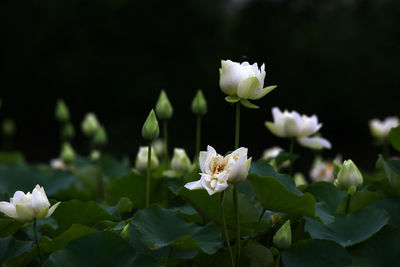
[334,160,363,192]
[171,148,192,174]
[135,146,159,173]
[369,117,399,140]
[220,60,276,108]
[262,146,283,160]
[185,146,252,195]
[265,107,331,150]
[0,185,60,221]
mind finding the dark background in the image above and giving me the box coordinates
[1,0,399,172]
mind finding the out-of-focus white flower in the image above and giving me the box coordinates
[309,159,334,183]
[265,107,331,150]
[334,160,363,192]
[50,158,66,170]
[220,60,276,108]
[185,146,252,195]
[369,117,399,140]
[0,185,60,221]
[152,139,164,158]
[90,150,101,161]
[294,173,307,187]
[262,147,283,160]
[171,148,192,174]
[135,146,159,173]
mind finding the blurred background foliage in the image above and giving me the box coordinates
[0,0,399,171]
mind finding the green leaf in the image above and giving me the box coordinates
[0,152,24,165]
[240,241,275,267]
[315,202,335,224]
[97,154,130,178]
[389,126,400,152]
[132,205,222,254]
[336,190,383,214]
[247,174,316,217]
[225,95,240,103]
[42,224,95,253]
[43,231,161,267]
[282,239,352,267]
[240,99,259,109]
[369,197,400,227]
[305,208,389,247]
[0,218,24,237]
[303,182,347,212]
[0,236,33,263]
[379,156,400,195]
[178,186,270,236]
[348,226,400,267]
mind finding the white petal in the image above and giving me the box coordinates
[0,202,17,218]
[12,191,31,205]
[184,180,203,190]
[229,157,252,184]
[265,122,285,138]
[15,204,35,221]
[199,151,208,173]
[298,137,332,150]
[212,183,229,195]
[47,202,61,217]
[31,187,50,213]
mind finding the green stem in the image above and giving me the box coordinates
[33,219,43,264]
[146,142,152,208]
[221,191,235,267]
[345,194,352,215]
[163,120,169,163]
[235,102,241,149]
[195,115,202,162]
[258,209,266,221]
[289,138,295,176]
[163,246,173,266]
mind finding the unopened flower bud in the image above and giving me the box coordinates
[334,160,363,191]
[61,123,75,140]
[60,142,76,164]
[191,90,207,116]
[171,148,192,174]
[294,173,307,187]
[55,99,70,122]
[90,150,101,161]
[81,113,100,137]
[273,220,292,249]
[120,224,130,241]
[135,146,159,173]
[2,118,16,136]
[155,90,173,120]
[142,110,159,141]
[93,125,107,145]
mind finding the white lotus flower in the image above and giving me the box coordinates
[265,107,331,150]
[262,147,283,160]
[219,60,276,108]
[309,160,334,183]
[171,148,192,174]
[185,146,252,195]
[369,117,399,140]
[135,146,159,173]
[0,185,60,221]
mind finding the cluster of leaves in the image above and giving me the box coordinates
[0,127,400,266]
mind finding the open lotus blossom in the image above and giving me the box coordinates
[369,117,399,140]
[0,185,60,221]
[265,107,331,150]
[185,146,252,195]
[219,60,276,108]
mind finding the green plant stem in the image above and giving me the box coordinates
[234,102,241,264]
[289,138,295,176]
[235,102,241,149]
[163,246,173,266]
[195,115,202,163]
[345,194,352,215]
[221,191,235,267]
[33,219,43,264]
[146,142,152,208]
[163,120,169,163]
[258,209,266,221]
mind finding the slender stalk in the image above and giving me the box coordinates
[195,115,202,162]
[33,219,43,264]
[289,138,295,176]
[345,194,352,215]
[163,120,169,163]
[146,142,152,208]
[258,209,266,221]
[221,191,235,267]
[234,102,241,264]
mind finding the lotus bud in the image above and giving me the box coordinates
[171,148,192,174]
[135,146,159,173]
[93,125,107,146]
[2,118,15,136]
[90,150,101,161]
[61,123,75,140]
[55,99,70,122]
[334,160,363,192]
[155,90,173,120]
[191,90,207,116]
[60,142,76,164]
[294,173,307,187]
[120,224,130,241]
[142,110,159,141]
[273,220,292,249]
[0,185,60,221]
[81,113,100,137]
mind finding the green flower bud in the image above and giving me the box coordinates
[61,123,75,140]
[135,146,159,173]
[60,142,76,164]
[93,125,107,145]
[191,90,207,116]
[81,113,100,137]
[2,118,16,136]
[334,160,363,191]
[142,110,159,141]
[273,220,292,249]
[90,150,101,161]
[155,90,173,120]
[171,148,192,174]
[55,99,70,122]
[294,173,307,187]
[120,224,130,241]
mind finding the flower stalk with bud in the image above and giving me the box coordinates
[155,90,173,163]
[191,90,207,163]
